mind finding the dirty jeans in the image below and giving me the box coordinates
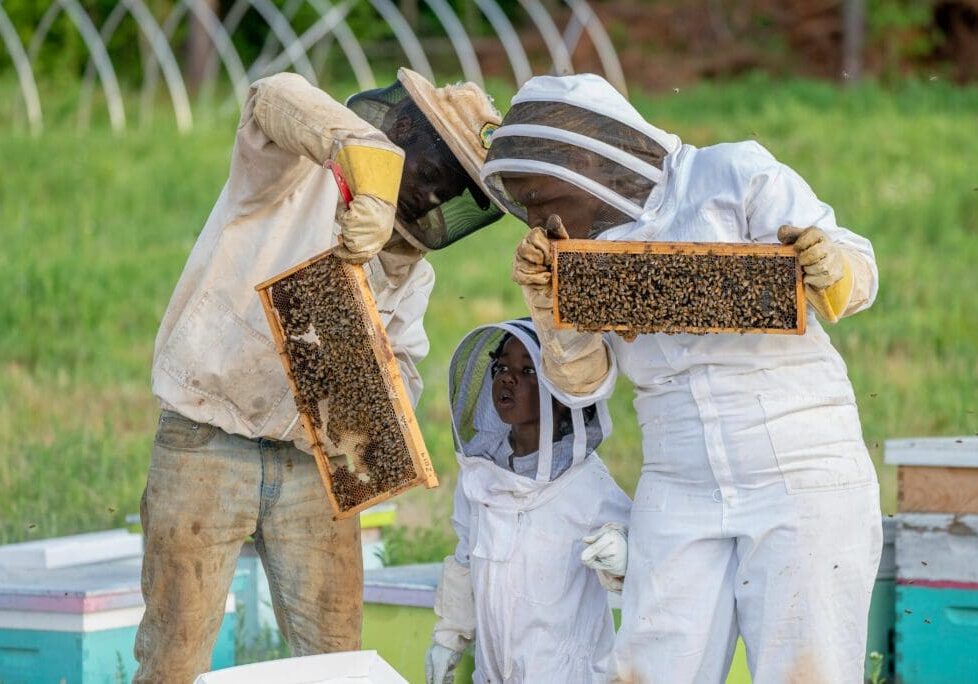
[133,410,362,683]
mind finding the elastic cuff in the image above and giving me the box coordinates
[595,569,624,593]
[432,630,472,652]
[335,144,404,206]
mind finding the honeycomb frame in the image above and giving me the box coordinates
[552,239,806,335]
[255,249,438,519]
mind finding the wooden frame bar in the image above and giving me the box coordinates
[551,239,806,335]
[256,248,437,520]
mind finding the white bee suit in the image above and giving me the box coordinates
[481,75,883,684]
[434,320,631,683]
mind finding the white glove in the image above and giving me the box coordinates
[425,643,463,684]
[432,556,476,652]
[334,194,396,264]
[582,522,628,577]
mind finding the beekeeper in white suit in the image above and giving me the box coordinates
[425,319,631,683]
[137,70,503,683]
[480,74,883,683]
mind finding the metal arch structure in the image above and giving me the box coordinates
[0,4,43,135]
[193,0,367,107]
[516,0,573,77]
[367,0,434,82]
[423,0,484,87]
[259,0,371,87]
[0,0,630,134]
[211,0,317,83]
[77,0,193,132]
[249,0,375,90]
[474,0,532,87]
[148,0,252,108]
[563,0,627,96]
[28,0,127,131]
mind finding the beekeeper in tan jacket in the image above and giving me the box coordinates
[135,70,503,683]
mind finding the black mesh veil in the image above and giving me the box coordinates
[347,81,503,250]
[482,100,672,236]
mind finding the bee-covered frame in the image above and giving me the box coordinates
[551,239,807,336]
[255,248,438,519]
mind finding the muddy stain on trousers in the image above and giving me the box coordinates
[133,411,363,683]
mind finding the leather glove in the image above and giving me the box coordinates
[334,194,396,264]
[582,522,628,577]
[512,214,569,293]
[777,226,846,289]
[514,215,611,396]
[778,225,855,323]
[514,217,638,343]
[425,643,463,684]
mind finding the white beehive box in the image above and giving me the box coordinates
[193,650,407,684]
[0,529,142,570]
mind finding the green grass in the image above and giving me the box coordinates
[1,73,976,544]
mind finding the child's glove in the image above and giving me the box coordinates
[427,556,473,682]
[431,556,475,649]
[425,643,463,684]
[582,522,628,592]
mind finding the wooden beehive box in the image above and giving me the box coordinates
[885,437,978,514]
[256,250,437,519]
[552,240,806,335]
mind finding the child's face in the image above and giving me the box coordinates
[491,337,540,428]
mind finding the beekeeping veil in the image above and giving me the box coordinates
[481,73,682,237]
[346,68,504,250]
[449,319,611,483]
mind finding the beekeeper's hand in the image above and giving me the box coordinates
[514,215,610,396]
[778,225,856,322]
[333,194,396,264]
[512,214,569,299]
[582,522,628,577]
[778,225,848,289]
[425,643,463,684]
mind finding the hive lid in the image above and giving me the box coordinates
[884,437,978,468]
[193,649,406,683]
[0,529,142,571]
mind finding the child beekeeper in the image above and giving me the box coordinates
[481,74,883,683]
[137,70,503,683]
[424,319,632,684]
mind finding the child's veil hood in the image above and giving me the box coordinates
[448,318,612,483]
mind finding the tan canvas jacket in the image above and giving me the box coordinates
[151,73,435,451]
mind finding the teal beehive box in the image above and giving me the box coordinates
[893,513,978,683]
[0,530,236,683]
[895,583,978,683]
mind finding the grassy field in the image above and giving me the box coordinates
[1,74,976,547]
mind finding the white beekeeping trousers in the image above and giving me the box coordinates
[606,375,883,684]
